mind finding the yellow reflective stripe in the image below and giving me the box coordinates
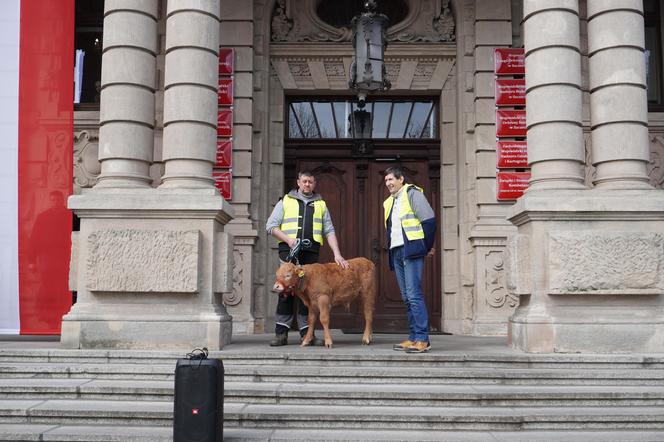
[312,200,326,245]
[383,185,425,240]
[279,196,302,242]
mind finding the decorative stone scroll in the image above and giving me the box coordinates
[73,130,101,193]
[549,232,664,294]
[86,229,200,293]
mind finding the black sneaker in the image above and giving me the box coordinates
[269,334,288,346]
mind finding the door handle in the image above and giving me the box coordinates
[371,238,383,263]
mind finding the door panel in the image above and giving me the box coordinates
[295,158,441,333]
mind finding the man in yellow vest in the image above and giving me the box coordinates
[383,166,436,353]
[266,170,349,346]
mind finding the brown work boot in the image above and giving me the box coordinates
[269,334,288,346]
[405,341,431,353]
[392,340,415,351]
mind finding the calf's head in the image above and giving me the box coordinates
[272,262,303,294]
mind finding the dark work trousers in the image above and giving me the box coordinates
[275,250,319,336]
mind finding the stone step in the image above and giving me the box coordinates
[1,348,663,370]
[0,424,663,442]
[1,424,663,442]
[223,404,664,431]
[2,378,664,408]
[1,363,663,385]
[0,400,663,431]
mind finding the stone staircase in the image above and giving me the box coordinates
[0,335,663,441]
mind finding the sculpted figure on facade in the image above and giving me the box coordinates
[433,0,455,42]
[271,0,293,41]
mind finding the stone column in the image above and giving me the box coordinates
[96,0,158,188]
[63,0,235,350]
[523,0,585,190]
[507,0,664,354]
[587,1,652,188]
[160,0,220,188]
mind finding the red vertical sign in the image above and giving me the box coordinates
[218,48,234,76]
[18,0,74,334]
[215,141,232,168]
[212,171,232,200]
[496,172,530,200]
[494,48,525,75]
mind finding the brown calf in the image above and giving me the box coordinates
[272,257,375,348]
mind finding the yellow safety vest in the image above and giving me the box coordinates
[280,195,327,245]
[383,184,425,240]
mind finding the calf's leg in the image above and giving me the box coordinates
[361,271,376,345]
[300,299,317,347]
[317,295,333,348]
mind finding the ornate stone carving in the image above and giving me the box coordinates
[648,135,664,189]
[224,246,245,306]
[324,61,346,77]
[414,62,437,80]
[433,0,455,42]
[270,0,455,43]
[290,62,311,78]
[271,0,293,41]
[549,232,664,294]
[73,130,101,193]
[49,130,70,188]
[484,250,518,309]
[86,229,200,293]
[385,62,400,82]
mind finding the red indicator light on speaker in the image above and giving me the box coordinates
[192,409,199,415]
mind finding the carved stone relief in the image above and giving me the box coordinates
[648,134,664,189]
[484,250,518,309]
[224,246,245,306]
[549,231,664,294]
[271,0,455,43]
[73,130,101,194]
[86,229,200,293]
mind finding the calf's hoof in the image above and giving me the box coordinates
[301,337,323,347]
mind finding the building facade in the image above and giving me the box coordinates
[3,0,663,352]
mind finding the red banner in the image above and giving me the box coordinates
[217,110,233,137]
[495,78,525,106]
[494,48,525,75]
[215,140,232,168]
[218,78,233,106]
[496,109,526,137]
[497,172,530,201]
[219,48,234,76]
[18,0,74,334]
[496,141,528,169]
[212,171,232,200]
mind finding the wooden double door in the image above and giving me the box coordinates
[290,157,441,333]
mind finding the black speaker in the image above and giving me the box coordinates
[173,352,224,442]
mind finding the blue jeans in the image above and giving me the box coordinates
[392,246,429,342]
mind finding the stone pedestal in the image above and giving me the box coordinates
[507,189,664,353]
[62,188,235,350]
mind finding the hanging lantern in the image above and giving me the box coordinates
[348,0,391,106]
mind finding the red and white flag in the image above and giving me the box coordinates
[0,0,74,335]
